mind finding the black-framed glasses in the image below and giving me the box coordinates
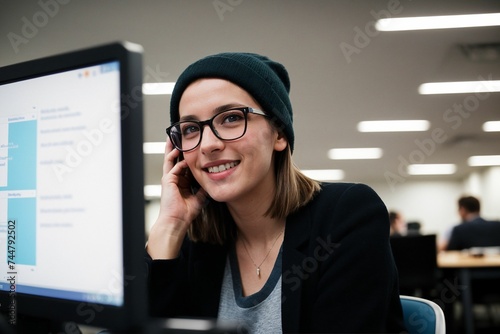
[166,107,268,152]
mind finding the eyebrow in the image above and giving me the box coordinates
[179,103,246,121]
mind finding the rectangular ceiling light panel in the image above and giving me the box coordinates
[376,13,500,31]
[357,120,430,132]
[143,82,176,95]
[407,164,457,175]
[468,155,500,166]
[328,148,383,160]
[301,169,345,181]
[419,80,500,95]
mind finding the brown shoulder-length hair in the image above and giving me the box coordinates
[187,142,321,245]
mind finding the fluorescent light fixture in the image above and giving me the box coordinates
[483,121,500,132]
[418,80,500,95]
[142,82,176,95]
[301,169,345,181]
[357,120,430,132]
[468,155,500,166]
[328,148,383,160]
[407,164,457,175]
[143,142,165,154]
[144,185,161,198]
[376,13,500,31]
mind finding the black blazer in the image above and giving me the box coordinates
[147,183,405,333]
[447,218,500,250]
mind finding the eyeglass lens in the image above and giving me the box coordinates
[169,109,248,151]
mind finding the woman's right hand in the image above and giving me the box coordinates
[146,140,207,260]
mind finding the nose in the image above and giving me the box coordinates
[199,124,224,153]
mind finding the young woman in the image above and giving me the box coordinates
[146,53,406,333]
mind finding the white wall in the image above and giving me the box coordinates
[465,166,500,221]
[369,180,463,238]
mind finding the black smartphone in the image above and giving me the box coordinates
[177,152,201,194]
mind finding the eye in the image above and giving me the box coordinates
[219,111,244,125]
[180,123,200,137]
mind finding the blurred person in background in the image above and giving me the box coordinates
[389,211,407,237]
[439,195,486,251]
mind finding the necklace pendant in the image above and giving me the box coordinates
[256,267,260,277]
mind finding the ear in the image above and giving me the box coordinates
[274,131,288,152]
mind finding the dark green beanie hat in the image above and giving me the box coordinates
[170,52,294,152]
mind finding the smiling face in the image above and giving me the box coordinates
[178,78,288,206]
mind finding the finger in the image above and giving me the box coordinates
[163,140,180,174]
[170,159,188,176]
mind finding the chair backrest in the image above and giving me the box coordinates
[400,295,445,334]
[390,234,438,292]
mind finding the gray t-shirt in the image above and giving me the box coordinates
[217,246,283,334]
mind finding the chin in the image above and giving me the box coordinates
[205,186,237,203]
[206,192,230,203]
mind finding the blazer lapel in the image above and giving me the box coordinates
[281,206,311,333]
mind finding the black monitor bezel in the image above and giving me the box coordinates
[0,41,147,331]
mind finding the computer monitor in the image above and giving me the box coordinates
[0,42,146,332]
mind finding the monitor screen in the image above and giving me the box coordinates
[0,42,146,332]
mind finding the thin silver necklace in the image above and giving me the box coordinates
[240,229,284,278]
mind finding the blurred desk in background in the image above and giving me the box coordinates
[438,251,500,334]
[438,250,500,268]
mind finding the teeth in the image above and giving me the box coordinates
[208,162,239,173]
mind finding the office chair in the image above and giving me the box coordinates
[400,295,445,334]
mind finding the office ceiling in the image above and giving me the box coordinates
[1,0,499,189]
